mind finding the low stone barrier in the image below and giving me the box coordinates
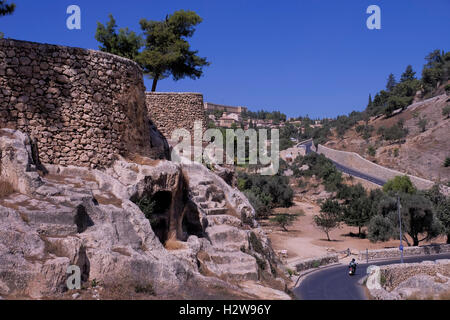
[366,259,450,299]
[380,259,450,290]
[292,254,339,272]
[358,244,450,261]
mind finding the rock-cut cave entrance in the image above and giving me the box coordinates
[147,191,172,244]
[133,187,205,245]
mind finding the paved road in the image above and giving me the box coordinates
[293,253,450,300]
[330,160,386,186]
[296,140,386,186]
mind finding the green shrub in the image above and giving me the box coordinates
[249,232,265,256]
[378,123,408,141]
[270,213,299,231]
[384,96,413,117]
[238,171,293,219]
[135,284,155,295]
[367,146,376,157]
[393,148,399,157]
[244,190,271,219]
[383,176,416,194]
[356,124,374,140]
[297,178,308,188]
[445,84,450,95]
[444,157,450,168]
[380,273,387,286]
[292,153,343,192]
[443,105,450,119]
[254,254,267,271]
[417,117,428,132]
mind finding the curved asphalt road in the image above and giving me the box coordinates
[294,253,450,300]
[297,141,386,186]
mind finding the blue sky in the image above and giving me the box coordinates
[1,0,449,118]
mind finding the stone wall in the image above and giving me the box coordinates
[358,244,450,261]
[145,92,207,140]
[380,260,450,290]
[291,254,339,272]
[366,259,450,299]
[0,38,155,168]
[317,144,435,190]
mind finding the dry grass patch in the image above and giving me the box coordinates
[19,212,30,224]
[112,247,131,257]
[164,237,186,250]
[94,193,123,208]
[126,153,160,167]
[0,180,15,198]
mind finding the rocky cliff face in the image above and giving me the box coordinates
[0,128,288,299]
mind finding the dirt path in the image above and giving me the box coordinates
[263,200,447,264]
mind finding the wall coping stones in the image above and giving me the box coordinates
[358,244,450,261]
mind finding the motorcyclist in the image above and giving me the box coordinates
[349,258,357,273]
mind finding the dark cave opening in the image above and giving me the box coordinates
[147,191,172,244]
[181,201,204,240]
[132,185,205,245]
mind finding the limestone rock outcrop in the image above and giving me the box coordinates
[0,128,288,299]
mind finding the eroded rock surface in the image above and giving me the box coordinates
[0,129,288,299]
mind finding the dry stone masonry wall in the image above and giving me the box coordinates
[358,244,450,261]
[0,39,153,168]
[145,92,207,140]
[380,260,450,290]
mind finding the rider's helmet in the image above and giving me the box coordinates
[351,258,355,262]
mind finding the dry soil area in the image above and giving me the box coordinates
[263,198,447,265]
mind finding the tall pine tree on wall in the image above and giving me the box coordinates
[95,10,210,92]
[137,10,210,91]
[95,14,143,60]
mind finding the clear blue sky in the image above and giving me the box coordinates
[1,0,449,118]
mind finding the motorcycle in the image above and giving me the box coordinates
[348,264,356,275]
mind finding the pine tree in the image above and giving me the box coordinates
[95,14,143,60]
[137,10,210,92]
[400,65,416,82]
[386,73,397,92]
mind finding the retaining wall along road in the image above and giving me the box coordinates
[292,254,339,272]
[358,244,450,261]
[379,259,450,290]
[317,144,435,190]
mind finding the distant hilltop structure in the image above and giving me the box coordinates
[204,102,247,114]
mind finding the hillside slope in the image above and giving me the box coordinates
[325,94,450,184]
